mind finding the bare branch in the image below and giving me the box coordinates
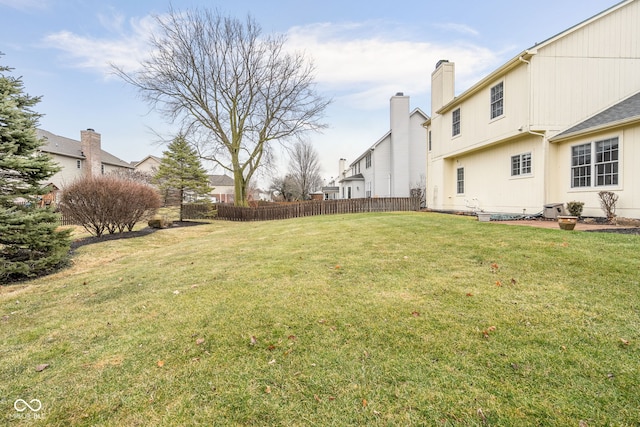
[113,7,329,205]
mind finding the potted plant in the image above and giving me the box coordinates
[557,201,584,230]
[566,201,584,218]
[557,215,578,230]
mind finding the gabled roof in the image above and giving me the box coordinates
[209,174,234,186]
[133,155,162,167]
[436,0,634,115]
[551,91,640,141]
[37,129,133,169]
[350,108,429,166]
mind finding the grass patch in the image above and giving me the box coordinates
[1,212,639,425]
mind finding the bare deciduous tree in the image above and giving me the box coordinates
[269,174,297,202]
[114,7,330,206]
[288,140,323,200]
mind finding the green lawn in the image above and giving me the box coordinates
[1,212,639,426]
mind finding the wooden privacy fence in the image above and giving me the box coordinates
[217,197,420,221]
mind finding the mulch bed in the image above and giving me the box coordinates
[70,221,207,251]
[585,228,640,235]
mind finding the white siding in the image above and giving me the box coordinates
[373,136,392,197]
[531,0,640,130]
[438,135,545,213]
[550,124,640,218]
[47,154,83,189]
[427,0,640,215]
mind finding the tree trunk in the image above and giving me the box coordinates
[233,168,247,207]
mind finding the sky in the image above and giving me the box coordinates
[0,0,620,186]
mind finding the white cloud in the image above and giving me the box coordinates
[42,14,158,76]
[285,22,502,110]
[433,23,480,37]
[42,16,506,110]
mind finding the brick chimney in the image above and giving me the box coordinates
[80,128,102,177]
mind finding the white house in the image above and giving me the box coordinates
[38,128,134,192]
[424,0,640,218]
[332,93,428,200]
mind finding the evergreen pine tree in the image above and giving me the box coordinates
[0,56,71,282]
[153,135,211,221]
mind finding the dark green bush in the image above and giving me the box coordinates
[566,201,584,217]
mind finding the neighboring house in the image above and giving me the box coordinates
[38,128,134,193]
[133,155,162,175]
[209,174,235,203]
[425,0,640,218]
[336,93,428,199]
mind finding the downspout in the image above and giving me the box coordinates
[518,53,549,208]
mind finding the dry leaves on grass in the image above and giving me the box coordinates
[482,325,497,339]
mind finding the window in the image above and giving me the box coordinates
[511,153,532,176]
[571,143,591,187]
[490,82,504,119]
[76,160,81,169]
[456,167,464,194]
[452,108,461,136]
[595,138,618,186]
[365,152,371,168]
[571,138,619,188]
[428,131,432,151]
[353,162,360,175]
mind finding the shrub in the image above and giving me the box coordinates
[598,191,619,222]
[59,176,161,237]
[566,201,584,217]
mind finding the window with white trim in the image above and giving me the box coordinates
[490,82,504,119]
[595,138,619,186]
[428,130,432,151]
[365,152,371,168]
[452,108,461,136]
[456,167,464,194]
[571,137,619,188]
[511,153,531,176]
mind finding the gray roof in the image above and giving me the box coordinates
[209,174,234,186]
[339,173,365,182]
[553,91,640,140]
[37,129,133,169]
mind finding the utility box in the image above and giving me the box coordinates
[543,203,566,219]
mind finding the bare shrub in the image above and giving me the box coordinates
[598,191,619,222]
[59,176,161,237]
